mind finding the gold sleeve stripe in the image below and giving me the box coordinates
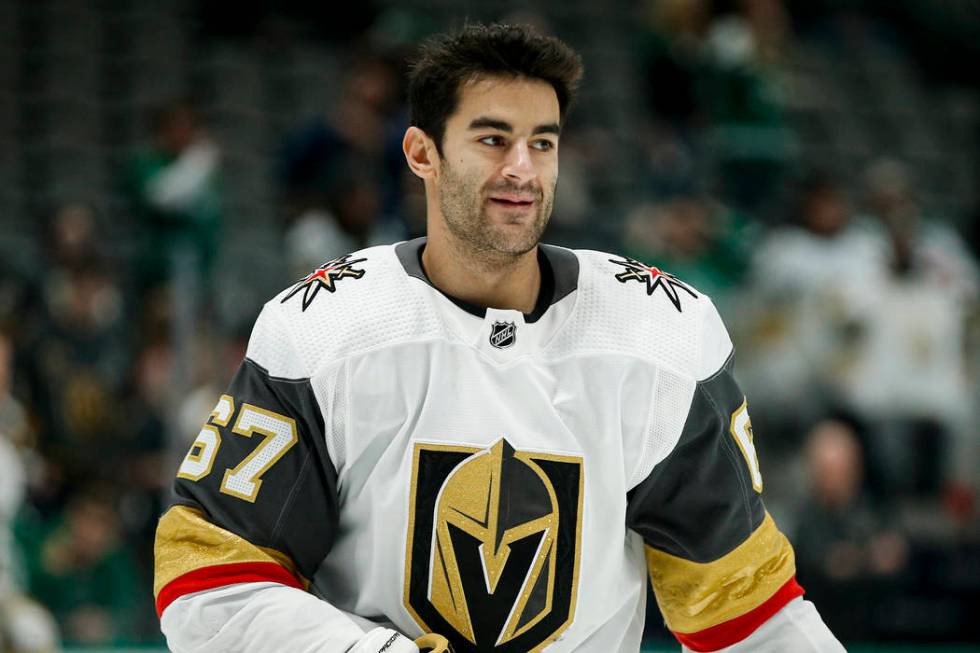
[153,505,308,598]
[644,511,796,634]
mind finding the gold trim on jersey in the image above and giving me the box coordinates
[153,505,307,598]
[644,511,795,634]
[210,394,235,426]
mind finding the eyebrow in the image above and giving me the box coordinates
[467,116,561,136]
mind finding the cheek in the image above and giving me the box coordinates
[445,161,487,195]
[543,168,559,196]
[539,157,559,182]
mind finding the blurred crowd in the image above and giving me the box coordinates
[1,0,978,648]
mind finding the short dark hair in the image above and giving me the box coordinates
[408,23,584,154]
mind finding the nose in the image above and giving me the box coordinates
[501,140,536,185]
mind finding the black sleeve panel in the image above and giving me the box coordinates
[626,354,765,562]
[172,357,340,579]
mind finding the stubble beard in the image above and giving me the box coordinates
[438,159,554,266]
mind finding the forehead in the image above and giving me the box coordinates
[449,75,560,131]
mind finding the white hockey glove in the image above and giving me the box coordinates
[349,627,419,653]
[347,626,454,653]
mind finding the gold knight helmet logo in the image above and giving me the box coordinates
[404,439,584,652]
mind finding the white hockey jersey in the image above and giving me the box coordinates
[154,239,839,652]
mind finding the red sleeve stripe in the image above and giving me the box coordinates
[155,561,305,617]
[672,576,805,652]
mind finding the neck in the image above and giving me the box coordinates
[422,227,541,314]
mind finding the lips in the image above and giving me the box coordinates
[489,195,535,207]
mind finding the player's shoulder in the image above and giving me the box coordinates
[248,242,444,377]
[568,247,713,325]
[556,248,729,379]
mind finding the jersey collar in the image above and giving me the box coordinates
[394,237,579,325]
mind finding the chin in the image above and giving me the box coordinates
[487,231,542,256]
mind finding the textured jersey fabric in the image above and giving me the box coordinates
[154,239,838,652]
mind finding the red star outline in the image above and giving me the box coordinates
[281,255,367,311]
[608,257,697,311]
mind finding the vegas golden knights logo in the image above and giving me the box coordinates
[404,439,584,652]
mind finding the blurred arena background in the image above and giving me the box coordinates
[0,0,978,651]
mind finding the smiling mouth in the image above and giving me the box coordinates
[489,198,535,208]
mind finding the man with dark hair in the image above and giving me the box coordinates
[154,23,843,652]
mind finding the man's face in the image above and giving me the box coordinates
[435,75,560,257]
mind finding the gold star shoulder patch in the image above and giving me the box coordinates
[281,254,367,311]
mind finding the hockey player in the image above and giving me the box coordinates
[154,23,845,652]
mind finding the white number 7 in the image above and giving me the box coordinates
[220,404,298,503]
[729,398,763,492]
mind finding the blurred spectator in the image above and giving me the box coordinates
[633,1,710,212]
[125,101,223,292]
[838,159,980,497]
[622,193,754,311]
[636,0,794,212]
[280,52,406,277]
[700,2,795,214]
[115,341,173,554]
[41,202,107,276]
[636,0,712,131]
[738,172,884,440]
[120,342,173,470]
[18,206,128,511]
[793,419,909,640]
[24,486,139,647]
[0,430,60,653]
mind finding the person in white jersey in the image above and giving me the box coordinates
[154,22,845,653]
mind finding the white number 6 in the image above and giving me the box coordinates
[730,398,763,492]
[177,395,234,481]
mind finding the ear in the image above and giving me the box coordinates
[403,126,439,180]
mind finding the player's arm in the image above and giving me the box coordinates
[626,302,844,652]
[153,307,421,653]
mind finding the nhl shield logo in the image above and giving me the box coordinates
[489,321,516,349]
